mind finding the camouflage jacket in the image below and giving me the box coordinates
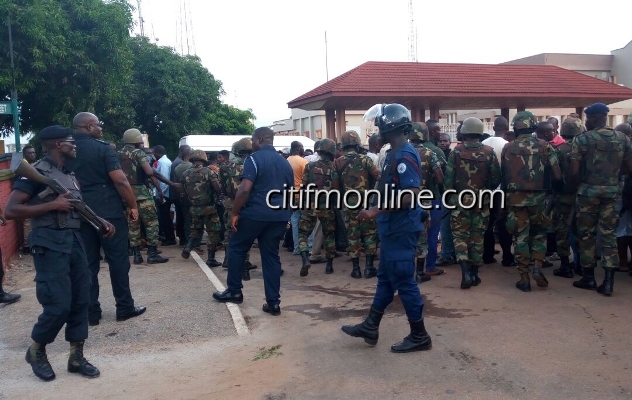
[334,151,379,207]
[420,140,446,195]
[551,139,574,195]
[412,143,442,196]
[302,159,339,208]
[219,157,245,201]
[444,141,500,206]
[118,145,152,200]
[209,164,224,204]
[570,127,632,199]
[180,165,219,207]
[501,134,558,206]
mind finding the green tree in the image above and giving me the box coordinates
[0,0,135,136]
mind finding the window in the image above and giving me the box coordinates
[608,115,615,127]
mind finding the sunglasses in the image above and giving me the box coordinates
[58,139,76,145]
[76,121,104,129]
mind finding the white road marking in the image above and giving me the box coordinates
[191,251,250,337]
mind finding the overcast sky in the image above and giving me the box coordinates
[135,0,632,128]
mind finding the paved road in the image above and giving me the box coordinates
[1,245,632,399]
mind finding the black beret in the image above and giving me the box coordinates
[39,125,73,140]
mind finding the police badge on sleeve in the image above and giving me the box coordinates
[397,163,406,174]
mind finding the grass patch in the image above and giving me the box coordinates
[253,345,283,361]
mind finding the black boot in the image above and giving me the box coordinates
[391,318,432,353]
[206,251,222,267]
[0,291,21,304]
[245,261,258,270]
[516,273,531,292]
[132,246,143,264]
[415,258,431,283]
[341,306,383,345]
[573,261,583,276]
[300,251,311,277]
[242,261,251,281]
[460,261,472,289]
[350,258,362,279]
[470,265,481,286]
[25,343,55,381]
[364,254,377,278]
[147,245,168,264]
[67,341,100,378]
[553,256,574,278]
[531,260,549,288]
[222,258,228,269]
[596,268,614,296]
[181,238,194,259]
[325,258,334,274]
[573,267,597,290]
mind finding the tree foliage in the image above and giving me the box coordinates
[0,0,256,157]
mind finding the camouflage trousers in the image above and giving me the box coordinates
[344,208,377,258]
[415,201,432,258]
[127,198,159,247]
[298,209,336,259]
[223,205,250,262]
[450,205,490,266]
[506,203,548,275]
[551,195,575,258]
[575,195,618,270]
[190,205,221,251]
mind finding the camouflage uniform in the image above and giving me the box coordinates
[299,139,339,276]
[181,158,222,262]
[551,117,583,277]
[119,144,158,247]
[411,142,441,259]
[570,126,632,273]
[501,112,559,291]
[334,131,380,278]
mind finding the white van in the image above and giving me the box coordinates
[178,134,315,153]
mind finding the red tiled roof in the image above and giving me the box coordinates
[287,61,632,110]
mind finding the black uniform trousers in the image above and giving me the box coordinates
[81,217,135,320]
[483,194,514,264]
[31,236,90,344]
[158,199,176,242]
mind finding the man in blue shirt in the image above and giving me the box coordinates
[341,104,432,353]
[212,127,293,316]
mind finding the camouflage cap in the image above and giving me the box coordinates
[409,122,429,141]
[560,117,584,138]
[190,149,208,162]
[511,111,537,130]
[318,138,336,157]
[341,130,361,147]
[231,138,252,155]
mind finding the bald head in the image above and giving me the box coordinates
[72,112,102,137]
[615,123,632,138]
[493,116,509,137]
[73,112,97,128]
[368,133,382,152]
[252,127,275,151]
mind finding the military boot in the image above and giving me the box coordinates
[516,273,531,292]
[300,251,311,277]
[531,260,549,288]
[573,261,583,276]
[350,258,362,279]
[147,245,168,264]
[596,268,614,296]
[325,258,334,274]
[181,238,194,259]
[25,343,55,381]
[131,246,144,264]
[553,256,574,278]
[67,341,100,378]
[573,267,597,290]
[459,261,472,289]
[245,261,258,270]
[222,258,229,269]
[415,258,431,283]
[364,254,377,278]
[470,265,481,286]
[242,261,251,281]
[206,251,222,267]
[391,318,432,353]
[341,306,384,345]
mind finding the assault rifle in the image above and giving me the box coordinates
[11,153,108,236]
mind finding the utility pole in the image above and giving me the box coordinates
[325,31,329,81]
[137,0,145,37]
[408,0,417,62]
[6,16,21,151]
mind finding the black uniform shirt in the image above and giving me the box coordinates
[68,133,125,219]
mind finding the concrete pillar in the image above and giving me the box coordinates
[335,107,346,143]
[575,106,583,119]
[501,108,510,122]
[325,109,335,140]
[429,106,440,121]
[411,106,424,123]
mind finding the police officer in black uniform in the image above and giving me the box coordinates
[69,112,146,325]
[4,125,115,381]
[341,104,432,353]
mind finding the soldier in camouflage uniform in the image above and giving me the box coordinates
[118,129,168,264]
[180,150,223,267]
[334,130,380,279]
[501,111,561,292]
[408,122,444,283]
[299,138,340,277]
[569,103,632,296]
[445,118,500,289]
[219,138,258,280]
[550,117,583,278]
